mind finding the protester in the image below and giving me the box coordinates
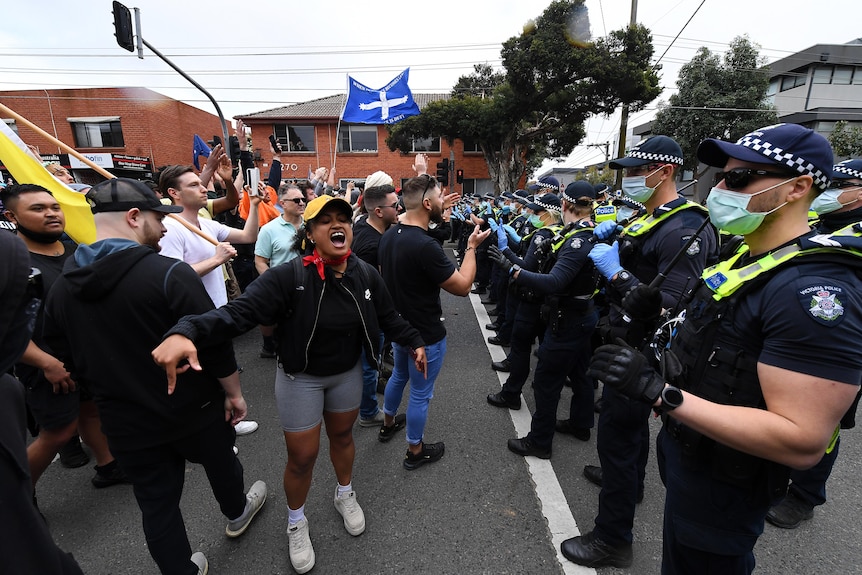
[377,174,490,470]
[151,194,427,574]
[42,178,267,575]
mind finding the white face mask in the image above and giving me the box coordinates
[706,177,795,235]
[811,185,861,215]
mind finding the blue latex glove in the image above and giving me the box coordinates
[496,225,508,251]
[503,224,520,245]
[589,241,624,280]
[594,220,622,240]
[488,218,499,232]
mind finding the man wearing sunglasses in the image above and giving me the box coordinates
[564,135,719,568]
[587,123,862,574]
[254,183,305,358]
[764,158,862,531]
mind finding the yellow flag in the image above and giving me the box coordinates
[0,122,96,244]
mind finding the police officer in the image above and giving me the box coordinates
[485,195,561,379]
[496,182,600,458]
[765,158,862,529]
[562,135,718,568]
[592,183,618,223]
[585,124,862,573]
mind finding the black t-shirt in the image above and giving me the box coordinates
[378,223,455,345]
[351,216,383,269]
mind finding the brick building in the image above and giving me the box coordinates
[237,94,494,195]
[0,87,223,184]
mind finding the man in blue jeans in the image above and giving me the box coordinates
[377,175,490,469]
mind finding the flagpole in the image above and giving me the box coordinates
[332,74,351,174]
[0,102,218,246]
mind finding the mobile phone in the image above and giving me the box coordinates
[269,134,282,153]
[212,135,222,148]
[246,168,260,196]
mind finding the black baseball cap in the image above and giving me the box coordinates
[87,178,182,214]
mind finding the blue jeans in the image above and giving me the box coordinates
[359,333,385,419]
[383,338,447,446]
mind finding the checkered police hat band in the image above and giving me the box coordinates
[628,150,684,165]
[737,135,830,189]
[834,165,862,180]
[535,198,561,213]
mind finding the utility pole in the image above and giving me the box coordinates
[587,141,611,163]
[614,0,638,190]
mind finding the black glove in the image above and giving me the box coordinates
[587,339,664,404]
[488,245,514,274]
[622,284,663,322]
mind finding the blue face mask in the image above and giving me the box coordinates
[705,177,793,235]
[616,207,637,223]
[621,166,663,203]
[811,186,859,215]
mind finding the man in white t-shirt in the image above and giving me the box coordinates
[158,164,260,308]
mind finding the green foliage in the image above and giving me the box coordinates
[386,0,660,193]
[584,165,615,187]
[651,35,778,172]
[830,121,862,158]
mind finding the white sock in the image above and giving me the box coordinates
[336,482,352,497]
[288,505,305,525]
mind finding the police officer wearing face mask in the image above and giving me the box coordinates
[586,123,862,574]
[764,158,862,530]
[562,135,719,568]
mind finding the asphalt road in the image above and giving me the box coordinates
[36,247,862,574]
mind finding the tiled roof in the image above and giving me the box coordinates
[237,93,449,120]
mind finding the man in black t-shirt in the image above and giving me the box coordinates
[377,175,490,470]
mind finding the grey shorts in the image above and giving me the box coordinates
[274,361,363,432]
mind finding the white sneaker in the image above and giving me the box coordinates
[191,552,208,575]
[358,411,385,428]
[226,480,267,538]
[233,445,239,455]
[333,488,366,536]
[287,517,315,574]
[234,420,259,436]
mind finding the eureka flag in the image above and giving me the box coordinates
[0,121,96,244]
[341,68,420,125]
[192,134,211,170]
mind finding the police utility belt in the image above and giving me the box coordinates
[538,225,599,331]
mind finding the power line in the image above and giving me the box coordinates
[653,0,707,68]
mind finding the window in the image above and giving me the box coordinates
[273,124,315,152]
[2,119,16,134]
[70,119,124,148]
[338,125,377,152]
[854,67,862,85]
[780,71,807,92]
[411,136,440,153]
[833,66,854,85]
[461,137,483,153]
[813,65,833,84]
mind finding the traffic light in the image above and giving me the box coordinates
[436,159,450,184]
[456,169,464,184]
[112,1,135,53]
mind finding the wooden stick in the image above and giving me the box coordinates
[0,102,218,246]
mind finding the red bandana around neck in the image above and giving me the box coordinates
[302,248,352,280]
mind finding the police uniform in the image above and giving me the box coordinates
[506,216,600,456]
[654,125,862,572]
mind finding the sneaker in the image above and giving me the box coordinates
[226,480,267,538]
[191,551,208,575]
[259,346,277,359]
[378,413,406,443]
[91,461,131,488]
[358,411,385,428]
[287,517,315,574]
[403,441,445,470]
[58,437,90,469]
[233,445,239,455]
[234,420,259,436]
[333,488,366,536]
[766,490,815,529]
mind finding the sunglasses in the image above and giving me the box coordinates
[828,180,862,190]
[713,168,797,190]
[377,201,400,211]
[421,173,438,200]
[284,197,305,204]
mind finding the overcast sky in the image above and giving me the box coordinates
[2,0,860,175]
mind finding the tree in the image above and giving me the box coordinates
[650,36,777,176]
[386,0,660,194]
[584,164,615,187]
[830,120,862,159]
